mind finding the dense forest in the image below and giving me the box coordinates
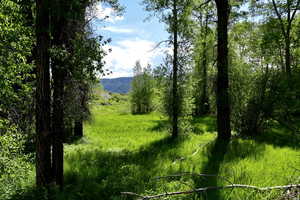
[0,0,300,199]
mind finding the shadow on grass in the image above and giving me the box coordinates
[12,136,186,200]
[148,119,169,132]
[192,138,230,200]
[253,121,300,149]
[193,137,266,200]
[191,116,216,135]
[63,136,186,200]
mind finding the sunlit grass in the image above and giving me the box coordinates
[61,101,299,200]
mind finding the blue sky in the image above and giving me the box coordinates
[91,0,169,78]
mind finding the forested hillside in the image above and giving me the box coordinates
[101,77,133,93]
[0,0,300,200]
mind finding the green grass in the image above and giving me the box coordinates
[61,101,300,200]
[12,100,300,200]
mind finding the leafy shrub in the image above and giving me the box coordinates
[0,119,34,200]
[130,61,154,114]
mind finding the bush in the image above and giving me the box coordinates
[130,61,154,114]
[0,119,34,200]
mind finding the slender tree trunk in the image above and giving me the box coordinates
[200,14,210,115]
[199,44,209,115]
[285,35,291,76]
[279,47,285,72]
[215,0,231,140]
[271,0,297,77]
[172,0,179,138]
[74,120,83,138]
[36,0,51,187]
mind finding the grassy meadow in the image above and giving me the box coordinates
[11,93,299,200]
[58,95,299,200]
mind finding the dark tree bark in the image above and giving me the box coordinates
[201,14,210,115]
[215,0,231,140]
[285,33,291,76]
[51,0,71,188]
[36,0,52,187]
[172,0,179,138]
[52,66,65,188]
[51,0,87,187]
[74,120,83,138]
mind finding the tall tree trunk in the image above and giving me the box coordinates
[172,0,179,138]
[215,0,231,140]
[36,0,51,187]
[199,43,210,115]
[271,0,299,77]
[52,66,65,188]
[199,13,210,115]
[51,0,70,188]
[74,120,83,138]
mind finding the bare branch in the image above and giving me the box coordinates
[121,192,144,198]
[148,40,172,52]
[122,184,300,200]
[153,172,233,186]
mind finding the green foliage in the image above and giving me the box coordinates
[110,93,128,104]
[229,51,259,134]
[192,12,215,116]
[142,0,195,33]
[264,71,300,131]
[153,57,194,134]
[53,11,110,141]
[0,119,34,200]
[130,61,154,114]
[70,33,109,80]
[0,1,35,197]
[228,21,268,135]
[0,0,35,137]
[229,19,300,135]
[1,0,300,199]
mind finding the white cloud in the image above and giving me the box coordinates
[101,26,135,34]
[94,4,124,23]
[102,38,164,78]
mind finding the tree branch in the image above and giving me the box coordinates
[149,40,172,52]
[122,184,300,200]
[290,0,300,23]
[153,172,233,185]
[271,0,287,38]
[121,192,144,198]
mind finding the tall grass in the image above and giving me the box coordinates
[61,102,300,200]
[10,99,299,200]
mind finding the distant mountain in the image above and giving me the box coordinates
[100,77,133,94]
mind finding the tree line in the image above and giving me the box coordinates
[132,0,300,140]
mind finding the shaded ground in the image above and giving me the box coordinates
[254,120,300,149]
[191,116,216,134]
